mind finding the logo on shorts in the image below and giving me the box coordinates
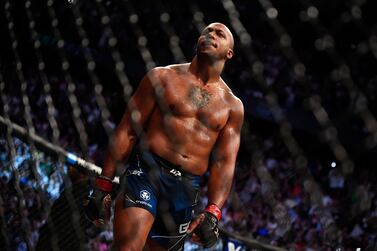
[170,169,181,177]
[126,168,143,176]
[140,190,150,201]
[179,222,190,234]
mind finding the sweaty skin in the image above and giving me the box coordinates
[101,23,244,250]
[147,64,241,176]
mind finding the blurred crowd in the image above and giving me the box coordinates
[1,0,377,250]
[220,134,377,250]
[0,138,113,251]
[0,138,62,250]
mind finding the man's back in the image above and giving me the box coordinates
[145,64,242,175]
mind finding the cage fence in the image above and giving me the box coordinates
[1,0,377,251]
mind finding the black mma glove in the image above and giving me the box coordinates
[83,175,113,227]
[187,204,221,248]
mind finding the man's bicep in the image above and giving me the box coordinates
[213,103,244,164]
[128,70,158,123]
[117,69,159,131]
[214,126,241,165]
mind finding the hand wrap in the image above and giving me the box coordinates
[83,175,113,227]
[193,204,221,248]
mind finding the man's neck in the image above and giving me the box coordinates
[188,55,225,84]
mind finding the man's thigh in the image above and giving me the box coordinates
[114,195,155,250]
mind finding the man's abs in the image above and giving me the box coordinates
[146,129,211,176]
[144,109,220,176]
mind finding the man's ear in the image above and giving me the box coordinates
[226,48,234,60]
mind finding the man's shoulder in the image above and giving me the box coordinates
[166,63,190,72]
[229,94,244,116]
[150,63,190,78]
[220,81,244,124]
[146,64,189,86]
[150,63,189,76]
[219,79,243,109]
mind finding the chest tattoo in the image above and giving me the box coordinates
[187,86,212,108]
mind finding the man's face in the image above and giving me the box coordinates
[196,23,234,61]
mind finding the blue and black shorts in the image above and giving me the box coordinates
[122,150,201,251]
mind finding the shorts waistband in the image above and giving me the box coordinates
[137,150,200,180]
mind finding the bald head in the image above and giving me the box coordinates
[206,22,234,50]
[196,22,235,61]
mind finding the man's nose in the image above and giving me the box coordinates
[207,32,215,40]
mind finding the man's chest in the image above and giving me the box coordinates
[157,78,229,131]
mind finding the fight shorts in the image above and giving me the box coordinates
[122,150,201,251]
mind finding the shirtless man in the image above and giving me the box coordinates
[84,22,244,250]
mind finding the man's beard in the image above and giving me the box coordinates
[195,45,224,63]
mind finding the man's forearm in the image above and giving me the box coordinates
[206,162,235,208]
[101,152,119,179]
[101,131,136,179]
